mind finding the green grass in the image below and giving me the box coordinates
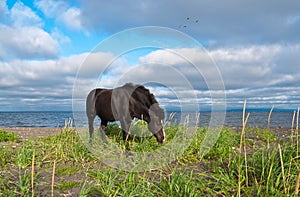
[55,180,82,190]
[0,129,20,142]
[0,124,299,196]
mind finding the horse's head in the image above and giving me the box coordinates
[128,83,165,144]
[148,104,165,144]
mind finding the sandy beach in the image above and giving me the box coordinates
[1,126,295,142]
[1,127,63,141]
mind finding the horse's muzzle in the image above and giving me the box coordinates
[155,128,165,144]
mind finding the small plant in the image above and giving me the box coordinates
[17,141,34,168]
[204,128,240,160]
[79,181,104,197]
[55,180,82,190]
[0,145,16,168]
[16,168,32,196]
[0,129,20,142]
[130,120,152,138]
[158,169,197,196]
[253,127,277,143]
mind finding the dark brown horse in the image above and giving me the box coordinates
[86,83,165,144]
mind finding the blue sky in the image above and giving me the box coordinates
[0,0,300,111]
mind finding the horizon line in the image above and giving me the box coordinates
[0,108,297,113]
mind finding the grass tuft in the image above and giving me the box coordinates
[0,129,20,142]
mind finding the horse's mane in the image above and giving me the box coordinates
[123,83,158,105]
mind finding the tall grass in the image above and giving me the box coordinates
[31,150,35,197]
[297,106,299,160]
[51,159,56,197]
[238,100,250,196]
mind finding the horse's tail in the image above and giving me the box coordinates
[86,89,97,140]
[86,89,97,119]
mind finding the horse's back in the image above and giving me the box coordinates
[95,87,132,121]
[87,85,147,122]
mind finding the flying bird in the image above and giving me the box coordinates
[178,17,199,28]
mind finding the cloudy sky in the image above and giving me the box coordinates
[0,0,300,111]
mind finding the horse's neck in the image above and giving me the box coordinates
[131,97,151,123]
[134,89,154,107]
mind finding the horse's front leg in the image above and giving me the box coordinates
[122,129,129,141]
[99,121,108,143]
[120,118,132,141]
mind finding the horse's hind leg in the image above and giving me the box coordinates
[88,115,95,142]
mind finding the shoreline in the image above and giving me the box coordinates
[1,126,296,142]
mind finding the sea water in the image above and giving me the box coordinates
[0,111,297,128]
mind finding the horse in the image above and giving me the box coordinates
[86,83,165,144]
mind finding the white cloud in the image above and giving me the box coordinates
[212,44,300,88]
[0,51,128,110]
[101,44,300,109]
[0,24,59,59]
[35,0,83,31]
[0,51,119,91]
[139,49,186,65]
[59,7,83,30]
[34,0,67,17]
[0,1,64,60]
[51,28,71,44]
[135,47,225,90]
[10,1,43,27]
[1,44,299,110]
[211,45,281,64]
[211,46,278,88]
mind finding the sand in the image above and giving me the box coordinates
[1,127,63,141]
